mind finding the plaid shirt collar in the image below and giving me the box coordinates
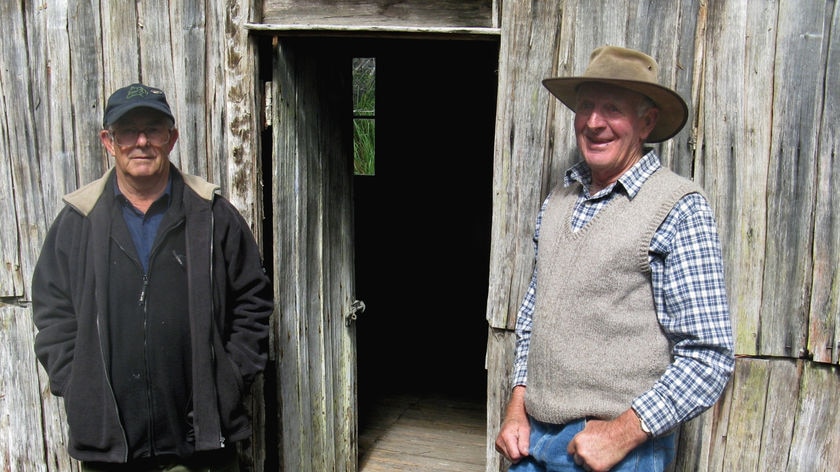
[564,147,661,199]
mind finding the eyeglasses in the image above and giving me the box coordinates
[108,126,172,147]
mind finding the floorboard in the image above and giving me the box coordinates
[359,392,486,472]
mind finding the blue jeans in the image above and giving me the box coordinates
[509,417,675,472]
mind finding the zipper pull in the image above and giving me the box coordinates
[138,275,149,305]
[172,249,185,267]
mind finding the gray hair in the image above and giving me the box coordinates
[636,95,656,117]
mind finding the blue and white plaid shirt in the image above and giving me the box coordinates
[512,149,735,436]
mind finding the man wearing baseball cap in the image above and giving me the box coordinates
[494,46,735,471]
[32,83,273,471]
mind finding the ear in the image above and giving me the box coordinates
[166,128,180,152]
[99,129,116,155]
[640,107,659,141]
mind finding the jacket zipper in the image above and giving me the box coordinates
[140,271,157,456]
[139,219,184,456]
[209,211,225,449]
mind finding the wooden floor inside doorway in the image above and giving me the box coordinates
[359,392,486,472]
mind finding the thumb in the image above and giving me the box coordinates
[518,428,530,455]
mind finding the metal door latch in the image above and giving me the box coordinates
[345,300,366,326]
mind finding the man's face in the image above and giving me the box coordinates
[573,83,658,184]
[100,108,178,182]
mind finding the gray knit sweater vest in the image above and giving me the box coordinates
[525,167,702,424]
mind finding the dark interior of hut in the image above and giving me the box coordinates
[353,38,497,404]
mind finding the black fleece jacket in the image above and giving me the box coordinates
[32,166,273,463]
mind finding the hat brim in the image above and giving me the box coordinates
[103,102,175,128]
[542,78,688,143]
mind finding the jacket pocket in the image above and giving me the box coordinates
[214,350,248,435]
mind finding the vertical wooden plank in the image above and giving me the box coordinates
[273,40,311,472]
[166,0,209,179]
[272,38,357,472]
[32,0,72,228]
[759,0,824,358]
[718,358,770,472]
[100,2,141,97]
[322,52,357,472]
[485,0,563,331]
[0,306,50,472]
[697,0,777,356]
[699,383,733,472]
[786,363,840,470]
[756,359,799,470]
[634,0,701,177]
[297,43,330,472]
[176,0,213,183]
[218,0,265,227]
[136,1,177,87]
[485,329,515,472]
[659,0,706,179]
[0,0,43,297]
[135,1,187,170]
[216,3,268,468]
[64,0,108,196]
[808,0,840,364]
[0,78,22,297]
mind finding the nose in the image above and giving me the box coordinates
[584,109,606,128]
[136,130,150,145]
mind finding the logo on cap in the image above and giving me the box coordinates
[126,85,153,100]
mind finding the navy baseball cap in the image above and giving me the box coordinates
[103,83,175,127]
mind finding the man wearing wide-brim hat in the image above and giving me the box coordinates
[495,46,735,472]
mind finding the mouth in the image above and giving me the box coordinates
[585,135,613,147]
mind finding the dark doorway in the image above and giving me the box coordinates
[258,34,498,469]
[354,38,498,412]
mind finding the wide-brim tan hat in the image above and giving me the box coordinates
[542,46,688,143]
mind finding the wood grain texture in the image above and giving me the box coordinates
[696,0,774,357]
[262,0,495,28]
[758,0,824,358]
[808,0,840,364]
[272,38,357,471]
[2,0,840,471]
[1,306,51,471]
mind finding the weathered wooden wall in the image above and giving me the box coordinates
[486,0,839,471]
[0,0,265,471]
[261,0,495,28]
[2,0,839,471]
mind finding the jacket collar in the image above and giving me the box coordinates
[63,166,220,217]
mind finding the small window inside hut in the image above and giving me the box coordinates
[353,57,375,175]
